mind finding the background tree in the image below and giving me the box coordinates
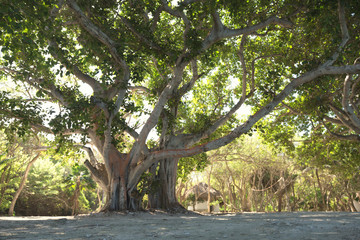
[0,130,98,216]
[12,156,98,216]
[0,131,42,214]
[182,133,359,213]
[204,134,296,212]
[1,0,360,211]
[8,152,41,216]
[254,1,360,211]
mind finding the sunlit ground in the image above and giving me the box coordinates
[1,212,359,240]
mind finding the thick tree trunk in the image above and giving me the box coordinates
[148,158,184,210]
[147,161,160,208]
[84,160,110,210]
[107,152,139,211]
[108,175,126,210]
[83,143,141,211]
[104,165,142,211]
[91,170,141,212]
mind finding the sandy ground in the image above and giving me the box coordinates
[0,211,359,240]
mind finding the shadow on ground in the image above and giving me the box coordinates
[1,212,359,240]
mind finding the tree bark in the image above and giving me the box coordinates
[83,142,140,212]
[107,152,133,211]
[147,158,184,210]
[8,153,41,216]
[107,164,142,211]
[147,135,188,211]
[147,161,160,208]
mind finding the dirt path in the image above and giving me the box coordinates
[1,212,359,240]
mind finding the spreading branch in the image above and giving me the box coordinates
[322,119,360,142]
[128,63,360,189]
[329,103,360,134]
[341,75,360,128]
[67,0,129,79]
[201,16,293,53]
[129,63,187,166]
[323,0,350,67]
[128,86,151,95]
[102,89,127,177]
[177,60,203,97]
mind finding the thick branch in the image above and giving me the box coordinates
[211,11,225,32]
[342,75,360,128]
[322,119,360,141]
[161,0,191,32]
[47,4,105,95]
[329,103,360,134]
[128,86,151,95]
[129,63,187,165]
[150,6,163,31]
[350,76,360,106]
[19,74,67,106]
[103,89,126,163]
[84,159,108,190]
[202,16,293,52]
[324,115,345,126]
[323,0,350,67]
[81,146,98,166]
[128,63,360,188]
[90,96,110,118]
[50,0,65,18]
[48,40,104,95]
[177,60,202,97]
[124,126,139,140]
[22,98,55,103]
[72,66,104,94]
[67,0,129,77]
[0,67,18,75]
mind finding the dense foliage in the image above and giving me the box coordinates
[1,0,359,211]
[0,131,97,216]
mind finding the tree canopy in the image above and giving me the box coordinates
[1,0,360,211]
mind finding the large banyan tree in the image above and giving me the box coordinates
[1,0,359,211]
